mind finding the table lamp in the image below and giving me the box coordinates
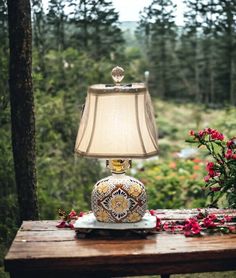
[75,66,158,223]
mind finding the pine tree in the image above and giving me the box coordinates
[215,0,236,105]
[70,0,124,62]
[138,0,177,98]
[32,0,47,78]
[47,0,68,51]
[183,0,203,103]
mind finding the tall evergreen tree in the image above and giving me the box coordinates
[215,0,236,105]
[47,0,67,51]
[183,0,202,103]
[200,0,219,104]
[32,0,48,79]
[71,0,124,62]
[137,0,177,98]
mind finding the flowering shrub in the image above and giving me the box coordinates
[134,159,206,209]
[188,128,236,208]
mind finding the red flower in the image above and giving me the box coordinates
[69,210,77,219]
[211,130,224,141]
[203,214,217,228]
[228,226,236,233]
[163,222,169,231]
[184,218,201,236]
[204,128,224,141]
[205,162,219,177]
[227,140,234,148]
[56,221,66,228]
[206,162,214,171]
[150,209,156,216]
[189,130,195,136]
[224,215,232,222]
[204,175,211,182]
[78,211,84,217]
[198,130,206,137]
[225,149,233,159]
[205,128,212,134]
[232,154,236,160]
[196,212,205,219]
[156,217,161,231]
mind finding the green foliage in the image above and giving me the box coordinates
[134,158,206,209]
[137,0,178,98]
[138,0,236,104]
[187,128,236,208]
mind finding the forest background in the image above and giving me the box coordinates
[0,0,236,277]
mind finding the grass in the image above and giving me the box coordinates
[154,99,236,158]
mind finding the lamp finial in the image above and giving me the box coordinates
[111,66,124,85]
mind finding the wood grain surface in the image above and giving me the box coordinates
[4,209,236,277]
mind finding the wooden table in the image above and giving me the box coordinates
[4,209,236,278]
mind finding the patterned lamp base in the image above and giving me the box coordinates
[91,173,147,223]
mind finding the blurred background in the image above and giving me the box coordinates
[0,0,236,276]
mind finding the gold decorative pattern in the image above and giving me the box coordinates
[96,209,109,222]
[97,183,109,194]
[110,195,129,213]
[128,212,142,222]
[128,183,142,197]
[91,175,147,223]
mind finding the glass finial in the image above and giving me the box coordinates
[111,66,124,85]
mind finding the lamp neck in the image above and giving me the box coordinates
[106,159,131,174]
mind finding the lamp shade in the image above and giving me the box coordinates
[75,83,158,158]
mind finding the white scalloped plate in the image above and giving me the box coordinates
[74,212,156,230]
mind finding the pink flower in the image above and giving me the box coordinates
[56,221,74,229]
[228,226,236,233]
[204,175,211,182]
[69,210,77,219]
[232,154,236,160]
[198,130,206,137]
[150,209,156,216]
[203,214,217,228]
[224,215,232,222]
[163,222,169,231]
[184,218,201,236]
[204,128,224,141]
[156,217,161,231]
[205,128,212,134]
[56,221,66,228]
[78,211,84,217]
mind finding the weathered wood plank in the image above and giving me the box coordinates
[5,233,236,262]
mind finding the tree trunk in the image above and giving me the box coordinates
[7,0,39,221]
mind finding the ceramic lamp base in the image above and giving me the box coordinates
[91,173,147,223]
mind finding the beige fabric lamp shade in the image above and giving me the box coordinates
[75,83,158,159]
